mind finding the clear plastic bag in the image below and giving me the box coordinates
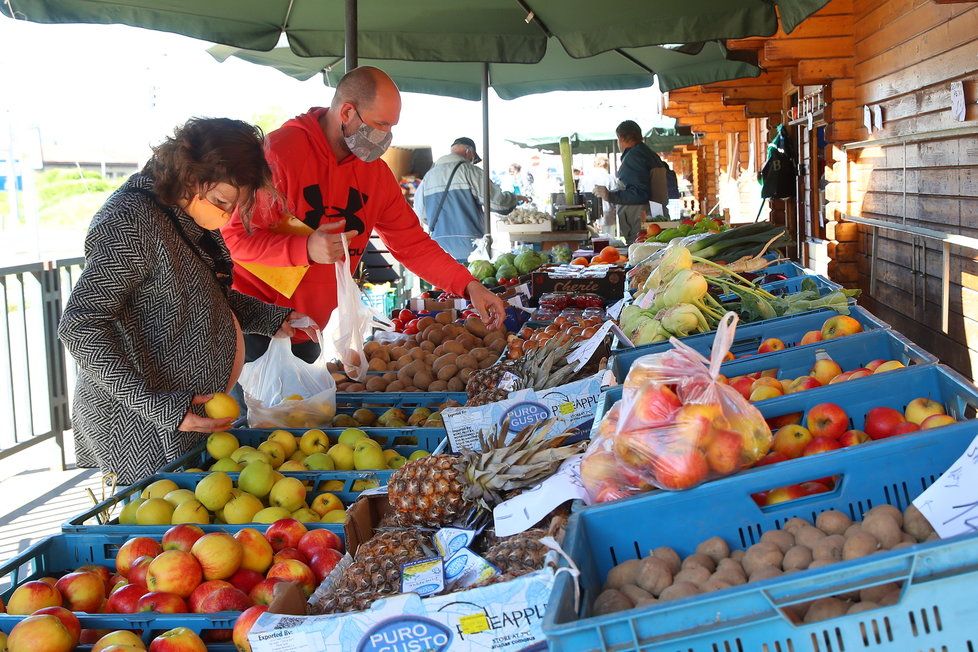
[322,234,393,381]
[239,332,337,429]
[581,313,771,500]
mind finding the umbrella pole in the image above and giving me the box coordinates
[482,62,492,258]
[345,0,358,71]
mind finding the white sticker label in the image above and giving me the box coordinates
[606,297,626,320]
[497,371,521,391]
[493,455,588,537]
[401,557,445,597]
[912,431,978,539]
[566,321,614,372]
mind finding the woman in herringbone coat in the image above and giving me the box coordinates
[60,118,304,485]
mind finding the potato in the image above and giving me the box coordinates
[605,559,643,589]
[382,372,397,384]
[845,523,863,538]
[803,597,847,623]
[426,329,445,346]
[363,341,382,357]
[879,588,901,606]
[902,504,934,542]
[866,504,903,528]
[470,347,490,361]
[862,512,902,549]
[651,547,682,575]
[442,340,466,355]
[397,353,414,368]
[435,310,454,325]
[812,534,845,562]
[658,581,701,602]
[859,581,900,604]
[411,348,428,361]
[794,526,826,550]
[428,379,449,392]
[337,382,352,391]
[413,371,433,391]
[464,317,489,337]
[345,382,365,392]
[695,537,730,563]
[760,529,795,554]
[742,543,783,577]
[488,339,506,354]
[925,532,940,542]
[782,545,813,571]
[437,364,459,382]
[808,559,833,570]
[479,355,496,369]
[730,550,745,563]
[842,531,880,561]
[386,380,405,392]
[391,346,407,360]
[417,316,435,331]
[620,584,653,605]
[674,566,711,586]
[635,557,672,596]
[848,601,879,615]
[424,353,437,366]
[419,340,436,353]
[455,353,477,370]
[816,510,852,536]
[635,596,658,608]
[368,358,388,372]
[748,565,783,583]
[593,589,633,616]
[783,517,810,533]
[365,377,388,392]
[681,553,716,573]
[700,576,733,593]
[432,353,458,373]
[447,377,464,392]
[715,558,746,582]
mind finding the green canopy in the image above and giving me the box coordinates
[209,40,758,100]
[3,1,831,63]
[509,129,695,155]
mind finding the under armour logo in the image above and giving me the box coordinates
[302,185,367,234]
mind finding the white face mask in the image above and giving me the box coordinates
[342,107,392,163]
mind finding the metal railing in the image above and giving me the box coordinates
[0,257,84,466]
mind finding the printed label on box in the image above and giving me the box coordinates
[401,556,446,597]
[444,547,499,590]
[435,528,477,558]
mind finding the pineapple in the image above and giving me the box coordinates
[484,528,550,577]
[387,419,586,527]
[466,339,579,406]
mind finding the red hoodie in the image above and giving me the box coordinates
[223,108,475,341]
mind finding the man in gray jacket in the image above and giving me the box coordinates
[415,137,528,262]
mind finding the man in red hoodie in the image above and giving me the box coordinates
[224,67,505,364]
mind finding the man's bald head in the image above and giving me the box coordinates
[331,66,400,111]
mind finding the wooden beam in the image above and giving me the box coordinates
[726,37,767,51]
[764,36,854,61]
[715,85,783,101]
[791,58,854,85]
[743,100,784,115]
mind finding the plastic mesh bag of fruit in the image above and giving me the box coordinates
[582,312,771,499]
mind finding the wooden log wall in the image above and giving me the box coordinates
[846,0,978,378]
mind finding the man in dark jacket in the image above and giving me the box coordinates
[594,120,665,243]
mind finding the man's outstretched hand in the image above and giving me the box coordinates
[465,281,507,330]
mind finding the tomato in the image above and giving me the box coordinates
[406,318,420,329]
[403,323,419,335]
[391,318,404,332]
[398,309,414,322]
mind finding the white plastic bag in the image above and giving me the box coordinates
[239,332,337,428]
[322,234,393,381]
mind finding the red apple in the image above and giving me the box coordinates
[828,371,853,385]
[80,629,111,645]
[730,376,755,400]
[891,421,920,435]
[233,605,269,652]
[864,359,887,371]
[797,481,832,497]
[802,436,843,456]
[189,580,234,613]
[904,397,946,425]
[785,376,822,394]
[76,565,113,594]
[839,429,870,447]
[772,424,813,459]
[758,338,786,353]
[809,359,842,385]
[754,451,789,467]
[799,330,823,345]
[228,569,265,595]
[104,583,149,614]
[248,578,283,606]
[654,449,709,491]
[116,537,163,576]
[137,591,189,613]
[6,580,62,614]
[107,573,127,593]
[704,429,744,475]
[765,484,806,506]
[806,403,849,440]
[127,555,154,588]
[766,412,803,430]
[149,627,207,652]
[921,414,957,430]
[272,547,309,566]
[308,549,344,583]
[864,406,907,439]
[848,368,873,380]
[751,490,769,506]
[629,385,682,427]
[234,528,274,575]
[191,532,243,581]
[162,524,205,553]
[33,606,81,646]
[92,630,147,650]
[55,570,106,612]
[264,519,308,553]
[266,559,317,596]
[8,614,74,652]
[297,530,344,560]
[196,586,253,613]
[821,315,862,339]
[146,550,203,598]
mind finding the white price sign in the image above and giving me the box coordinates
[912,431,978,539]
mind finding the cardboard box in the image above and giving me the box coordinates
[530,268,625,306]
[343,493,390,557]
[409,298,470,312]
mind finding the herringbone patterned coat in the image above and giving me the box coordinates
[60,174,290,484]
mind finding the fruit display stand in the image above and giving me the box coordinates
[612,327,935,388]
[716,273,843,302]
[611,305,890,375]
[544,420,978,651]
[333,391,467,411]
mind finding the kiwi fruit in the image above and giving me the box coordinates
[364,377,388,392]
[437,365,459,381]
[412,371,433,391]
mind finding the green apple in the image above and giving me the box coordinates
[141,478,179,500]
[210,457,243,472]
[291,508,320,523]
[206,431,239,460]
[230,446,257,463]
[387,454,408,469]
[171,499,210,524]
[304,453,335,471]
[239,450,272,466]
[258,440,287,468]
[267,430,298,457]
[252,506,292,523]
[118,498,145,525]
[354,440,386,470]
[338,428,368,448]
[352,479,380,492]
[195,471,234,511]
[269,477,306,512]
[223,492,265,524]
[299,429,330,455]
[409,450,431,461]
[135,498,174,525]
[163,489,197,507]
[327,443,355,471]
[238,461,275,498]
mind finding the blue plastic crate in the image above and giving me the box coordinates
[611,305,890,378]
[544,418,978,651]
[334,392,467,409]
[0,532,301,648]
[159,427,445,473]
[761,260,808,278]
[718,273,842,302]
[63,472,357,535]
[613,326,934,386]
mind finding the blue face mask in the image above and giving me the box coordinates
[342,107,393,163]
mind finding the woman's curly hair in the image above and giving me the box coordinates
[142,117,272,225]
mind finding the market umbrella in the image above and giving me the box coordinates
[208,40,759,100]
[508,129,696,155]
[2,0,831,63]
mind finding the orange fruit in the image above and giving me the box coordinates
[599,245,619,260]
[571,257,589,266]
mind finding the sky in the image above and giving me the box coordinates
[0,16,668,172]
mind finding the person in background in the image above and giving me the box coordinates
[59,118,306,484]
[414,137,528,262]
[223,68,507,376]
[579,155,617,233]
[594,120,665,243]
[502,163,527,196]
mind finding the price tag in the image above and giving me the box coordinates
[872,104,883,131]
[951,81,967,122]
[566,321,614,372]
[459,613,491,635]
[606,297,626,320]
[493,455,588,536]
[609,322,633,348]
[863,105,873,132]
[912,431,978,539]
[637,290,656,310]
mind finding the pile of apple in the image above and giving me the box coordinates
[726,357,908,403]
[1,520,341,651]
[753,397,957,473]
[2,618,212,652]
[748,313,865,356]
